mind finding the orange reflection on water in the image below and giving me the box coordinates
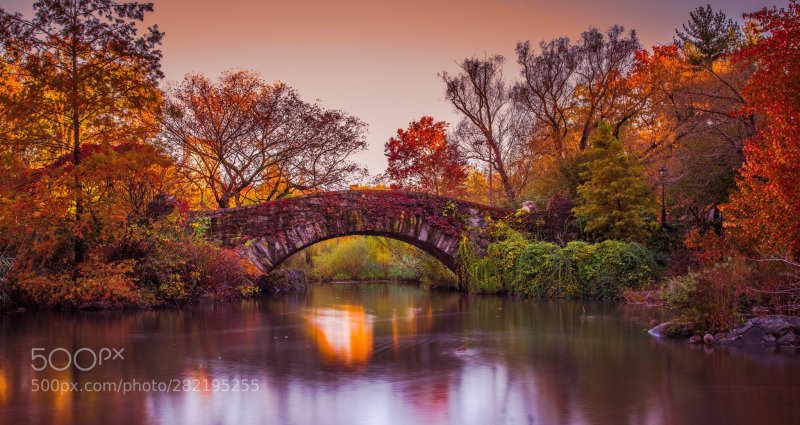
[304,305,374,367]
[0,370,7,406]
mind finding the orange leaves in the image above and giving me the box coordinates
[163,69,367,209]
[684,228,738,266]
[723,1,800,258]
[13,258,142,308]
[0,141,180,269]
[723,107,800,256]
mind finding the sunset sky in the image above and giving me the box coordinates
[3,0,783,176]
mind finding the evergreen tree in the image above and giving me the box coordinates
[675,4,742,64]
[574,122,656,242]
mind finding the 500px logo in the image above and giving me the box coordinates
[31,347,125,372]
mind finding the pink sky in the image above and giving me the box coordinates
[2,0,783,176]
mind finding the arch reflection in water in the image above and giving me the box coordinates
[304,305,375,366]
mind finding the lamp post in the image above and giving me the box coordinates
[659,165,667,227]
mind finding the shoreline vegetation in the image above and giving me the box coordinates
[1,0,799,345]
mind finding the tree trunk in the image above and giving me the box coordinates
[488,141,516,204]
[579,119,593,150]
[217,195,230,209]
[578,106,598,150]
[71,37,85,268]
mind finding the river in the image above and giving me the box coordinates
[1,282,799,425]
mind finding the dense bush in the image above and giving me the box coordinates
[11,223,260,309]
[512,241,564,296]
[660,255,800,334]
[591,241,659,297]
[460,231,658,299]
[137,239,259,305]
[661,258,751,334]
[13,258,143,308]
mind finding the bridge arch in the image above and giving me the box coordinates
[200,190,509,273]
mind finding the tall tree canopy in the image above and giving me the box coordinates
[162,69,367,209]
[514,37,578,158]
[514,25,643,156]
[0,0,164,265]
[573,25,643,150]
[384,116,467,197]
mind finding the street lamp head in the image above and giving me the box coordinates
[659,165,667,179]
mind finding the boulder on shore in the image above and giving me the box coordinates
[649,315,800,347]
[715,315,800,347]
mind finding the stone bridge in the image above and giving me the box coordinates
[199,190,511,273]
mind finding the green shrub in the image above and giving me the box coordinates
[302,236,420,281]
[589,240,657,298]
[512,241,561,296]
[661,272,702,326]
[462,233,658,299]
[560,241,595,297]
[457,223,529,294]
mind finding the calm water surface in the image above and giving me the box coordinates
[1,282,799,425]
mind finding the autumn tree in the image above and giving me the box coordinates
[666,5,755,156]
[574,122,656,242]
[515,26,643,154]
[441,56,528,204]
[633,6,756,227]
[512,26,645,207]
[632,45,741,228]
[162,70,367,209]
[384,116,466,196]
[514,38,578,158]
[0,0,163,265]
[573,26,643,149]
[723,0,800,257]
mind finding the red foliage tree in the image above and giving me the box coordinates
[384,117,467,197]
[723,1,800,257]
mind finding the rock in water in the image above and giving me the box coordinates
[648,321,672,337]
[715,315,800,347]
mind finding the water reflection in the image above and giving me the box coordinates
[1,282,799,425]
[305,305,374,367]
